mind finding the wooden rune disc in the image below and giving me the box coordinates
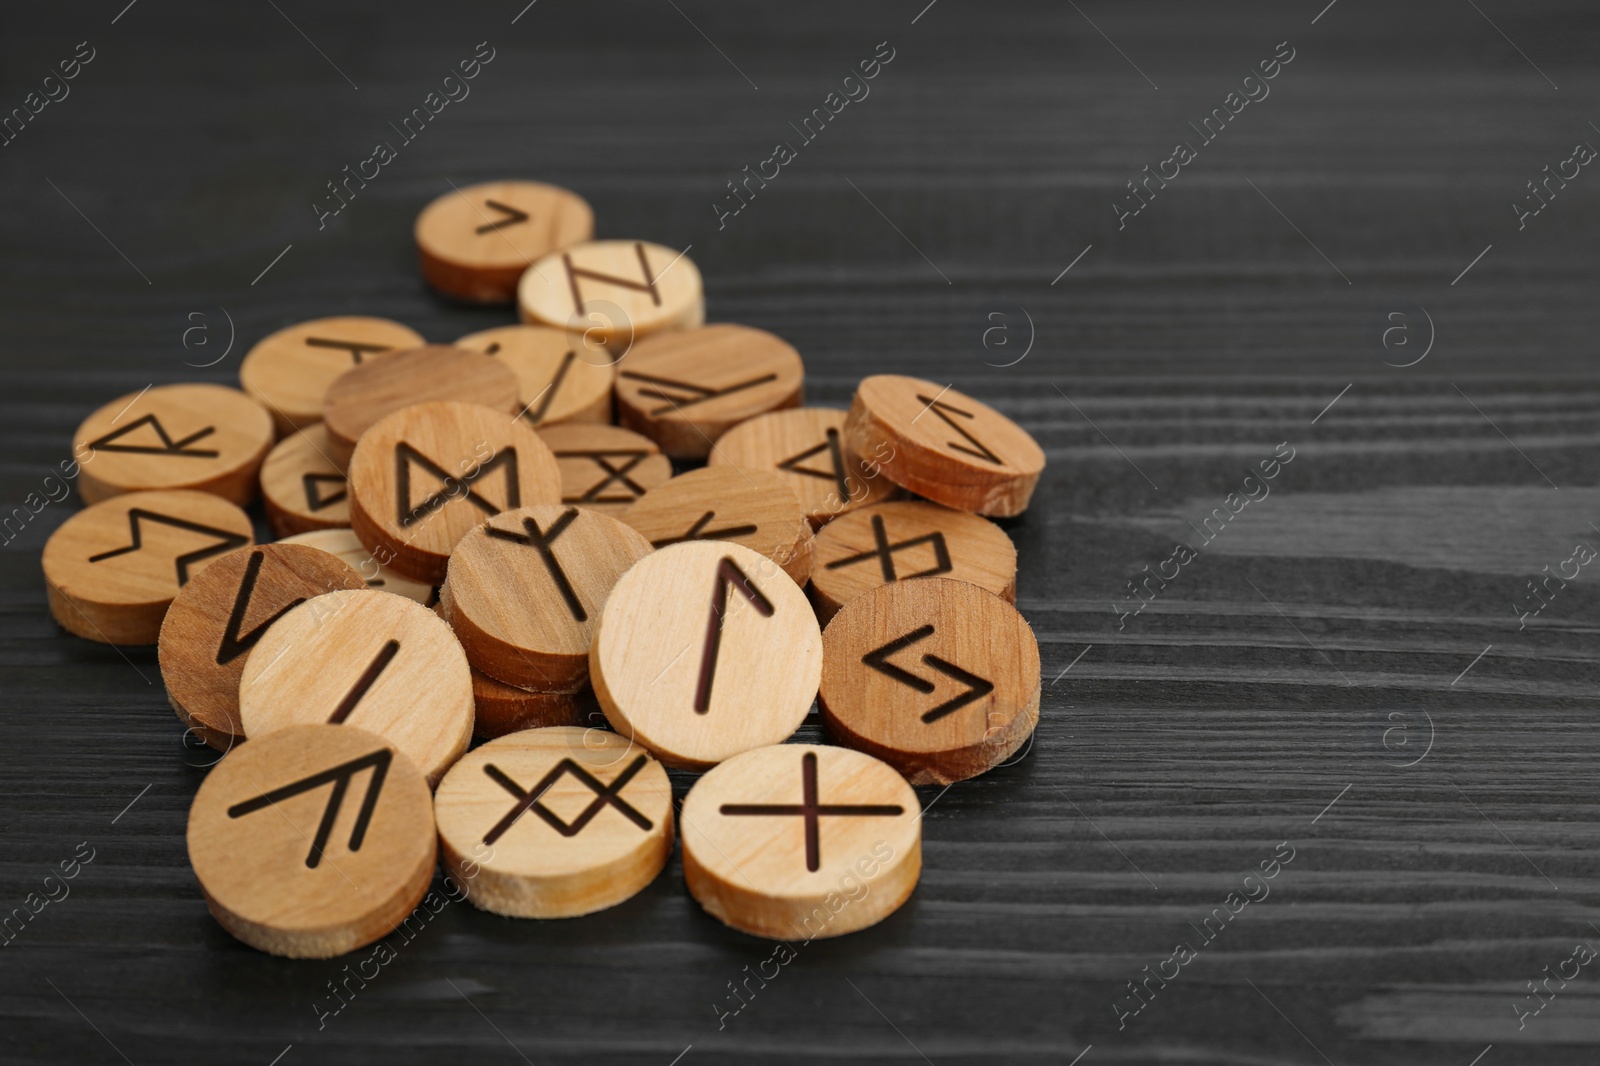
[708,407,900,528]
[589,540,821,770]
[321,345,521,466]
[259,422,351,537]
[72,384,273,507]
[681,743,920,939]
[431,594,596,737]
[434,727,673,918]
[239,316,425,437]
[844,375,1046,516]
[810,501,1018,623]
[444,505,655,692]
[43,490,253,646]
[517,239,704,351]
[158,544,367,751]
[238,590,474,786]
[535,423,673,517]
[613,324,805,459]
[346,400,562,583]
[820,578,1040,786]
[276,528,437,606]
[455,325,614,428]
[415,180,595,303]
[619,467,813,586]
[470,670,595,739]
[187,723,436,958]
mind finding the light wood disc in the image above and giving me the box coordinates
[589,540,820,770]
[455,324,615,427]
[614,324,805,459]
[158,543,366,750]
[434,727,673,918]
[681,743,920,939]
[43,490,253,645]
[73,384,273,506]
[239,316,424,436]
[238,589,474,786]
[416,180,594,303]
[187,723,436,958]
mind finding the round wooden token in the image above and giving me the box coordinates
[321,345,521,466]
[416,181,595,303]
[518,239,704,351]
[238,590,474,786]
[844,375,1046,516]
[187,723,436,958]
[239,316,426,437]
[429,595,594,737]
[708,407,899,528]
[434,727,673,918]
[158,544,368,751]
[445,505,655,692]
[470,671,595,739]
[535,423,673,516]
[43,490,253,645]
[347,400,562,583]
[72,384,273,507]
[810,501,1018,623]
[589,540,820,770]
[681,743,920,939]
[276,528,437,606]
[820,578,1040,786]
[454,325,614,427]
[619,467,812,586]
[614,324,805,459]
[259,423,351,537]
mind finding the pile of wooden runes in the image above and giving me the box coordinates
[41,180,1046,957]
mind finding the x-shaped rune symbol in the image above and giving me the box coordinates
[480,755,653,845]
[556,449,653,504]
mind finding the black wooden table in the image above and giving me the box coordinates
[3,1,1598,1063]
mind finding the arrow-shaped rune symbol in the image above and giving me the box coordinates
[475,198,530,234]
[861,624,995,723]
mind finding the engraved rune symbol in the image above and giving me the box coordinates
[695,556,774,714]
[564,242,662,312]
[825,514,952,584]
[520,350,577,425]
[88,509,249,586]
[719,752,904,873]
[480,754,652,845]
[619,370,779,416]
[88,414,219,459]
[327,640,401,724]
[485,507,586,621]
[215,550,306,665]
[776,427,854,502]
[227,748,392,868]
[648,510,759,549]
[304,336,393,365]
[556,449,653,505]
[914,394,1002,465]
[301,473,348,512]
[395,442,521,527]
[861,624,995,724]
[475,198,530,234]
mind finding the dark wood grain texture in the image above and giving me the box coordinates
[2,1,1599,1063]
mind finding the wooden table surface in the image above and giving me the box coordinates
[3,1,1597,1063]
